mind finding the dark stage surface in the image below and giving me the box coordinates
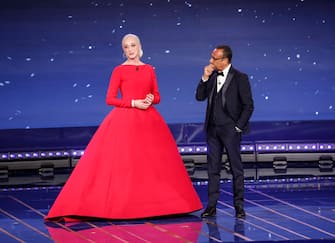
[0,178,335,242]
[0,121,334,242]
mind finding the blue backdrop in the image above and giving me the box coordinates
[1,0,334,129]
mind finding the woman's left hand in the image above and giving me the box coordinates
[144,93,154,105]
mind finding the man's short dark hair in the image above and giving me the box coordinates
[216,45,232,63]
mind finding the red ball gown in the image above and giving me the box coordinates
[45,64,202,221]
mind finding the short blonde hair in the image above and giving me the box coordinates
[122,33,144,57]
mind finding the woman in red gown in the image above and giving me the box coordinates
[45,34,202,221]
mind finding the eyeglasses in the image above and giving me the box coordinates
[211,55,226,61]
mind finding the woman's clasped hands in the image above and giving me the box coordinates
[132,93,154,110]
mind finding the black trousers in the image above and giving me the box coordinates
[206,124,244,209]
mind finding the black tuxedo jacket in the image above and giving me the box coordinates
[196,66,254,133]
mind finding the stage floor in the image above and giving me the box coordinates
[0,178,335,243]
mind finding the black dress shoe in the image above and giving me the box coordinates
[201,207,216,218]
[235,207,246,219]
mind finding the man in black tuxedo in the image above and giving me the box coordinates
[195,45,254,219]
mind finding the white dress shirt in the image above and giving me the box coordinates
[217,64,231,92]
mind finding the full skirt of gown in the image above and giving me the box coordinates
[45,106,202,221]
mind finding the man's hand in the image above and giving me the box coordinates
[202,64,215,81]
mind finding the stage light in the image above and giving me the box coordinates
[63,151,70,157]
[318,155,333,172]
[8,152,37,160]
[24,153,31,158]
[40,150,70,159]
[257,144,287,153]
[39,163,54,179]
[319,143,335,151]
[178,146,195,154]
[1,153,8,160]
[178,144,253,155]
[287,143,318,152]
[71,150,84,158]
[0,166,8,181]
[194,145,207,153]
[272,156,287,173]
[183,158,195,176]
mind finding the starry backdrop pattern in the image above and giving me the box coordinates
[0,0,334,129]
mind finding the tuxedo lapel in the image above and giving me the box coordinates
[208,74,217,108]
[224,71,233,90]
[220,70,234,106]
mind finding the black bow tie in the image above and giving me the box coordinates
[217,72,224,76]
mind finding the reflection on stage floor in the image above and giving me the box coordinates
[1,177,335,242]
